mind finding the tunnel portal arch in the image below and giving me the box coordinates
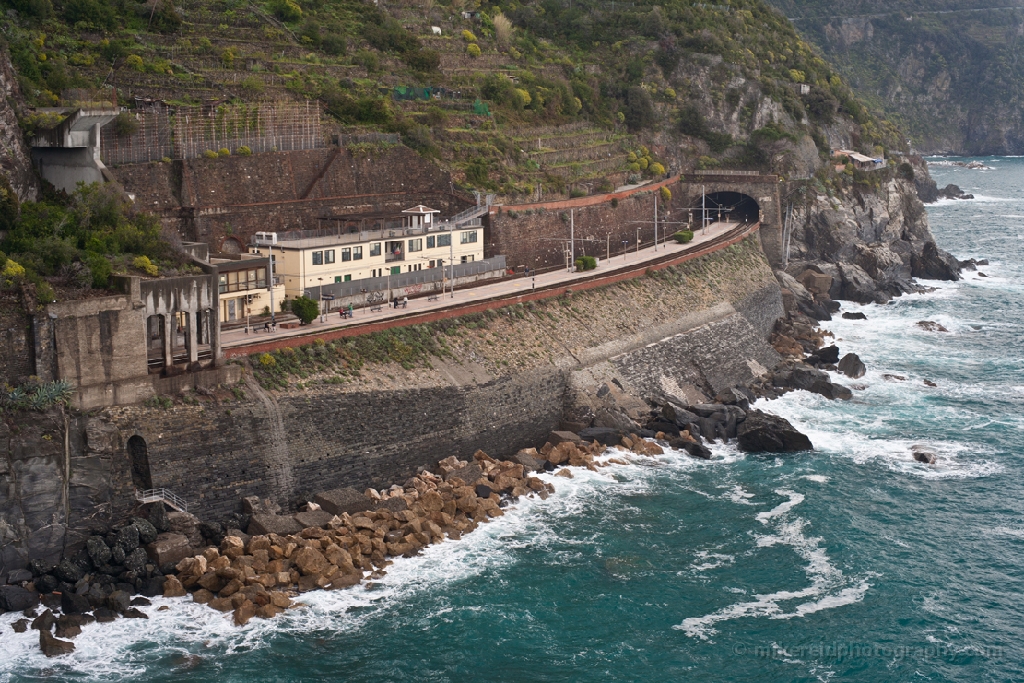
[688,191,760,226]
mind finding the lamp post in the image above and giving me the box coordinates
[622,240,628,260]
[253,232,277,330]
[317,277,324,322]
[636,227,641,256]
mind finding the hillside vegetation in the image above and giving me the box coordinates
[768,0,1024,154]
[2,0,903,185]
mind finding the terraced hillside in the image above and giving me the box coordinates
[3,0,903,198]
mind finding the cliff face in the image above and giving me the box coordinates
[769,3,1024,155]
[781,171,959,316]
[0,46,39,203]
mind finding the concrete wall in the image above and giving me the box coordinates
[48,295,148,391]
[29,147,107,195]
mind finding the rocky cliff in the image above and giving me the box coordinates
[0,45,39,204]
[779,166,959,318]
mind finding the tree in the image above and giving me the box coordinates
[493,12,513,49]
[624,87,655,132]
[290,296,319,324]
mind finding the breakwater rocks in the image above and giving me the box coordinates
[3,433,674,650]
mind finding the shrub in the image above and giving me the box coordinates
[569,188,587,198]
[290,295,319,324]
[203,149,219,159]
[466,43,481,58]
[237,145,252,156]
[270,0,302,22]
[258,352,276,367]
[493,12,513,48]
[651,162,666,176]
[673,230,694,244]
[132,255,159,276]
[611,198,619,208]
[574,255,597,271]
[112,111,139,137]
[125,55,144,71]
[659,185,671,201]
[85,252,111,288]
[627,162,641,172]
[218,147,231,157]
[638,157,649,171]
[462,29,477,42]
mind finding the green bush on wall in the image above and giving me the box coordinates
[673,230,694,244]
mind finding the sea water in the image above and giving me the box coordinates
[2,159,1023,682]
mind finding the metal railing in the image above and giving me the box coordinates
[135,488,189,513]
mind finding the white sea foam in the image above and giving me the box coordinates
[801,475,829,483]
[723,485,756,505]
[690,551,736,572]
[676,492,868,640]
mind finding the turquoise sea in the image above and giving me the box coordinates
[2,159,1023,682]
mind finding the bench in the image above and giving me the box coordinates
[427,295,439,301]
[370,304,383,312]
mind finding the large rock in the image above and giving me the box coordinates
[313,488,373,516]
[736,411,813,453]
[0,585,39,612]
[293,510,335,529]
[115,525,141,555]
[86,537,112,567]
[124,548,149,573]
[443,461,483,484]
[291,547,328,576]
[61,591,91,615]
[838,263,886,304]
[39,630,75,657]
[837,353,866,379]
[247,514,303,537]
[131,517,159,545]
[509,449,546,473]
[912,241,960,281]
[577,427,622,446]
[146,533,192,568]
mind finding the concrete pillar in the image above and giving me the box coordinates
[185,309,198,364]
[162,314,173,367]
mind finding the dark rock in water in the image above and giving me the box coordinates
[131,517,159,545]
[912,447,937,464]
[736,411,813,453]
[7,568,32,584]
[86,537,112,567]
[646,420,680,436]
[475,484,494,499]
[810,379,853,401]
[39,629,75,657]
[130,596,152,607]
[123,607,148,619]
[714,387,751,411]
[510,450,546,472]
[12,618,29,633]
[808,345,840,365]
[31,609,55,631]
[883,374,907,382]
[578,427,623,445]
[916,320,948,332]
[924,379,937,387]
[93,608,118,623]
[58,613,95,629]
[0,585,39,612]
[912,241,961,282]
[140,576,166,598]
[959,259,977,271]
[838,353,867,379]
[106,590,131,614]
[40,593,61,610]
[978,272,987,277]
[977,259,989,266]
[668,438,711,459]
[841,311,867,320]
[61,591,91,615]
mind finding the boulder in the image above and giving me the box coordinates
[293,510,335,529]
[247,514,303,537]
[93,608,118,622]
[61,591,91,615]
[837,353,866,379]
[548,430,582,446]
[838,263,886,304]
[6,568,32,585]
[912,446,937,464]
[443,461,483,484]
[123,607,148,619]
[798,269,833,297]
[841,311,867,320]
[291,547,328,576]
[115,524,141,555]
[916,320,948,333]
[313,488,373,516]
[474,484,493,499]
[39,630,75,657]
[242,496,281,516]
[509,449,546,472]
[86,537,112,567]
[373,497,409,513]
[54,558,84,584]
[809,345,840,365]
[106,590,131,614]
[593,408,640,432]
[673,439,712,459]
[912,241,960,282]
[0,585,39,612]
[146,533,192,567]
[124,548,149,573]
[12,618,29,632]
[131,517,159,545]
[577,427,621,445]
[31,609,56,631]
[736,411,813,453]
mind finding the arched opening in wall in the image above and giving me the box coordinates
[221,237,243,254]
[688,191,760,227]
[127,435,153,491]
[146,314,166,372]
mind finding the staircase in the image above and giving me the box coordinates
[136,488,190,514]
